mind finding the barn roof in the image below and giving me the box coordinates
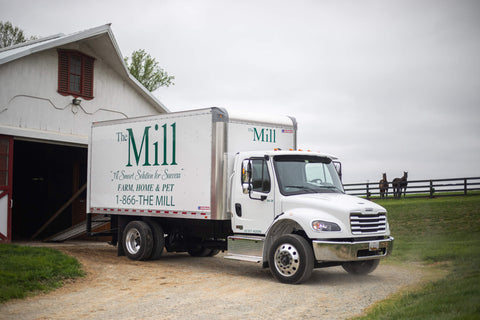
[0,24,169,113]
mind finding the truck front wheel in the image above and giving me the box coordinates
[123,221,154,261]
[342,259,380,275]
[269,234,314,284]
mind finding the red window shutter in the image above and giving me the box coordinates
[57,50,95,100]
[58,51,69,94]
[83,56,94,99]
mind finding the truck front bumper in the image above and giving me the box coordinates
[312,236,394,262]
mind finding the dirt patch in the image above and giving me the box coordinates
[1,241,426,320]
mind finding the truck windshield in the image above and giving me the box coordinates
[273,155,344,196]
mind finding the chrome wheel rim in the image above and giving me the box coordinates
[125,227,141,255]
[274,243,300,277]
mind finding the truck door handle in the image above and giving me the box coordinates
[235,203,242,217]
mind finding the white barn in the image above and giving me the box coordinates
[0,24,168,242]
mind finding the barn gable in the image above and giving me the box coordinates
[0,23,168,145]
[0,24,169,242]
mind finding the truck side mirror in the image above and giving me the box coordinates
[241,160,253,194]
[241,159,267,201]
[333,161,342,181]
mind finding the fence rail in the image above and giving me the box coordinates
[343,177,480,199]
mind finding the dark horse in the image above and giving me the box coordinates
[392,172,408,198]
[379,173,389,198]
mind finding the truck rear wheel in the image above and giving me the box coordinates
[146,220,165,260]
[342,259,380,275]
[269,234,314,284]
[123,221,153,261]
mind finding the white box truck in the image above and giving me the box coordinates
[87,107,393,284]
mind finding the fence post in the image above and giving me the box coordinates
[429,180,434,198]
[464,178,467,195]
[366,182,370,199]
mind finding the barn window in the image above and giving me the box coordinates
[57,50,95,100]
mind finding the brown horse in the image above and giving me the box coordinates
[392,172,408,198]
[379,173,389,198]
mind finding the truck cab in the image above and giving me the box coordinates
[227,150,394,284]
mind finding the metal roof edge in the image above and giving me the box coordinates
[125,73,171,113]
[103,26,170,114]
[0,33,64,53]
[0,24,112,65]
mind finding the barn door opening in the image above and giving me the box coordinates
[0,136,13,242]
[12,140,87,240]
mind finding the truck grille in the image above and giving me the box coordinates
[350,213,387,234]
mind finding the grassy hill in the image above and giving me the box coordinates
[353,196,480,319]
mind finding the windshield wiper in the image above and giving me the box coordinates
[319,185,344,193]
[284,185,317,193]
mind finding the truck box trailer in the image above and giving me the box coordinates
[87,107,393,284]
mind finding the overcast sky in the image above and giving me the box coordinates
[2,0,480,182]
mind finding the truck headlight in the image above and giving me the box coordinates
[312,220,341,232]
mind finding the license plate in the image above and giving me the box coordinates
[369,241,380,251]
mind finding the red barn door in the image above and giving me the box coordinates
[0,136,13,242]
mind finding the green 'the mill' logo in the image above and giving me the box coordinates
[125,123,177,167]
[253,127,276,143]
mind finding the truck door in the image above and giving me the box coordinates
[232,157,275,235]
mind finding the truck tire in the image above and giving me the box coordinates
[208,249,220,257]
[146,220,165,260]
[342,259,380,275]
[269,234,314,284]
[187,246,213,257]
[123,221,153,261]
[188,248,220,257]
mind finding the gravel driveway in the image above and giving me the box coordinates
[0,241,424,320]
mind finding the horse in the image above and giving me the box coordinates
[392,172,408,198]
[379,173,389,198]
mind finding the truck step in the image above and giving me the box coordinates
[226,235,264,261]
[224,253,262,263]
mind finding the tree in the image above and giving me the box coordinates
[124,49,175,91]
[0,21,36,48]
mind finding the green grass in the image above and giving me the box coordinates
[352,196,480,319]
[0,244,84,303]
[1,196,479,316]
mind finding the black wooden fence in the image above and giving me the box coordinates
[343,177,480,199]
